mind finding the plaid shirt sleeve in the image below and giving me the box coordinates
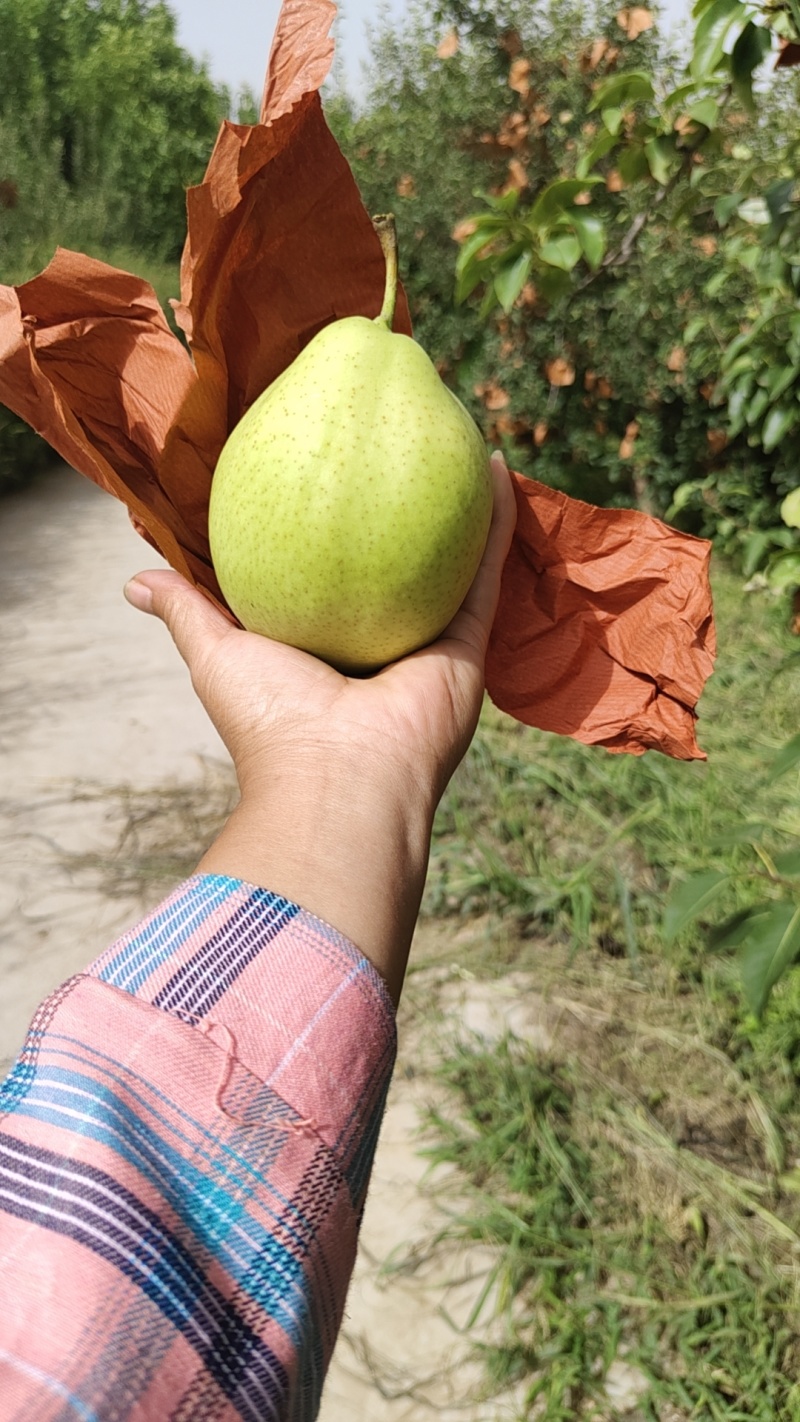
[0,873,397,1421]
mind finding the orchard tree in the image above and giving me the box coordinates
[0,0,235,486]
[0,0,228,257]
[441,0,800,541]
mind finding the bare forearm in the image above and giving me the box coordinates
[197,755,435,1005]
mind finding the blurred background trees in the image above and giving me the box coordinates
[0,0,250,487]
[0,0,232,268]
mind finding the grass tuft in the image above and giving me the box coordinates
[425,1036,800,1420]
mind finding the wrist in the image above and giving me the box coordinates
[196,752,436,1005]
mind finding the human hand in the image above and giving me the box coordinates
[123,451,516,1002]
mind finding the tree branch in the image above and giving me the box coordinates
[577,88,732,289]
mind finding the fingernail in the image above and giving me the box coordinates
[124,578,154,614]
[490,450,508,469]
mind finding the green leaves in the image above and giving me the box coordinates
[762,403,798,453]
[731,22,773,110]
[576,131,618,179]
[765,178,796,231]
[714,192,743,227]
[691,0,748,81]
[741,528,783,577]
[717,285,800,464]
[378,0,797,555]
[539,232,582,271]
[781,488,800,529]
[601,106,624,136]
[663,728,800,1018]
[453,205,531,308]
[766,552,800,592]
[664,871,731,941]
[618,144,651,184]
[569,211,606,269]
[528,177,602,224]
[454,250,496,304]
[590,71,655,111]
[0,0,227,257]
[454,174,608,313]
[686,97,720,129]
[644,136,679,185]
[765,732,800,784]
[665,872,800,1017]
[492,250,532,312]
[740,905,800,1016]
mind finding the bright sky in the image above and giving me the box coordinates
[168,0,406,101]
[168,0,691,103]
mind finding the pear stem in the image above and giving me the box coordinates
[372,213,398,330]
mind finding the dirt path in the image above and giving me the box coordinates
[0,467,517,1420]
[0,465,227,1065]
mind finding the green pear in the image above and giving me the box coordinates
[208,214,493,674]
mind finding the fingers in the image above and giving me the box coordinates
[449,451,517,651]
[124,570,233,672]
[485,450,518,588]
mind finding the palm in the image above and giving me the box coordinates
[193,603,485,798]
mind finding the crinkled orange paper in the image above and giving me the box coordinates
[0,0,715,759]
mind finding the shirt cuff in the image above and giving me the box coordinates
[88,872,397,1209]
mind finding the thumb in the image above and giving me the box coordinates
[444,451,517,655]
[124,570,233,671]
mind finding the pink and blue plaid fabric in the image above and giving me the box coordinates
[0,874,397,1420]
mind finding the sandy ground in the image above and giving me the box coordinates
[0,466,526,1420]
[0,465,227,1065]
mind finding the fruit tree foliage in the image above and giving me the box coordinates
[331,0,800,559]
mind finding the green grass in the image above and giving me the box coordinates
[425,1037,800,1420]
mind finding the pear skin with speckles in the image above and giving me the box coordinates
[208,314,493,674]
